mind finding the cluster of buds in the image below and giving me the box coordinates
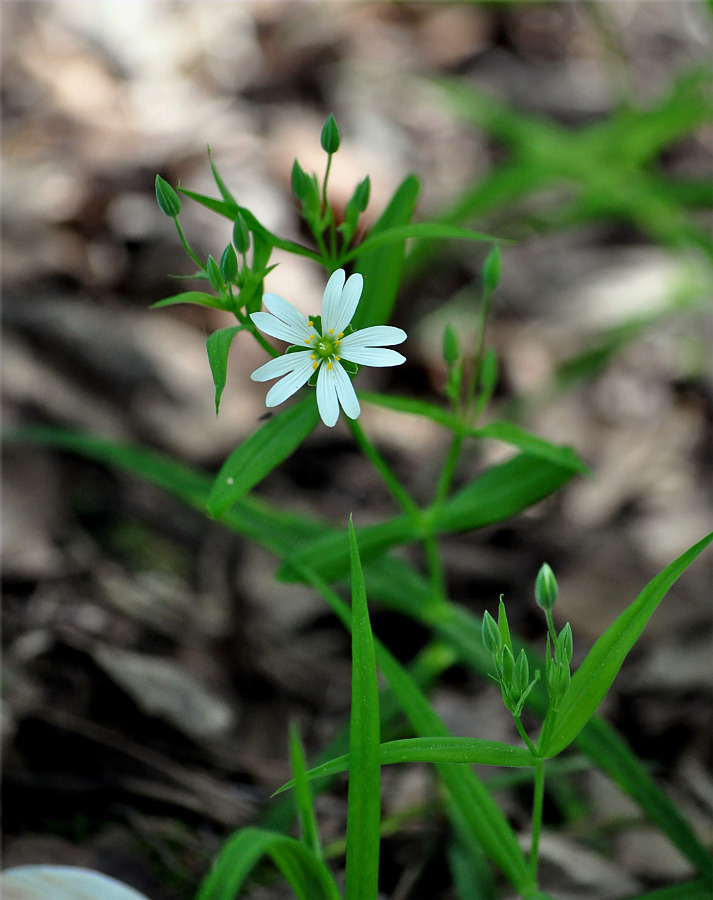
[482,563,573,720]
[535,563,573,709]
[482,599,540,718]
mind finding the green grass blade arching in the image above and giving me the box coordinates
[288,723,324,861]
[194,827,340,900]
[207,394,321,517]
[274,736,534,794]
[344,519,382,900]
[539,532,713,758]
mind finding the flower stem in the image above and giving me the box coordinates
[347,418,419,517]
[173,217,204,271]
[529,759,546,890]
[514,716,537,756]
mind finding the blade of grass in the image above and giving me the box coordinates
[289,723,323,860]
[344,519,381,900]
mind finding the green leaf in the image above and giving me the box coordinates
[279,454,575,583]
[150,291,228,311]
[278,514,419,583]
[539,532,713,758]
[275,736,535,793]
[206,326,243,415]
[344,520,381,900]
[288,723,323,860]
[194,827,340,900]
[620,879,713,900]
[345,222,507,265]
[207,395,321,517]
[468,422,590,476]
[14,429,710,881]
[208,147,238,206]
[435,454,575,534]
[360,391,460,430]
[351,175,419,329]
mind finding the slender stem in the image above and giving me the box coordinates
[235,308,280,358]
[545,609,559,649]
[423,532,446,608]
[433,432,464,507]
[322,153,337,261]
[514,716,537,756]
[464,286,492,418]
[173,218,204,270]
[347,418,420,517]
[529,759,546,890]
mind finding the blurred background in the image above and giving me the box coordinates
[2,2,712,898]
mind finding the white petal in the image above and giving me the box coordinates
[341,325,406,348]
[332,361,361,419]
[324,273,363,335]
[264,355,315,407]
[262,293,309,328]
[250,311,310,345]
[320,269,346,333]
[339,347,406,367]
[251,351,312,382]
[316,361,340,427]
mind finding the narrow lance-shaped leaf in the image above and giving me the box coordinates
[288,723,323,860]
[194,828,341,900]
[274,736,535,795]
[208,394,321,517]
[539,532,713,758]
[206,326,244,415]
[344,518,381,900]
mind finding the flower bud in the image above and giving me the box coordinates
[206,255,223,291]
[482,244,502,293]
[232,213,251,254]
[155,174,181,218]
[442,325,459,366]
[535,563,558,611]
[481,610,501,656]
[220,243,238,284]
[320,113,340,154]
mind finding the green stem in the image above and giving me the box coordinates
[529,759,546,890]
[423,532,446,608]
[322,153,337,262]
[433,432,464,507]
[347,418,420,517]
[464,286,493,419]
[545,609,558,649]
[173,217,204,270]
[514,716,537,756]
[235,309,280,358]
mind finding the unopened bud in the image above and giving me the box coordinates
[535,563,558,611]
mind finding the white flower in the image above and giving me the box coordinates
[250,269,406,427]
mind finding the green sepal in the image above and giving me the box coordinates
[155,174,181,218]
[206,255,223,292]
[481,610,501,656]
[340,360,359,376]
